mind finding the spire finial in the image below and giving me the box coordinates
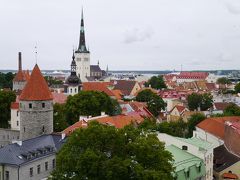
[34,44,38,64]
[81,7,84,20]
[98,60,99,66]
[72,48,75,60]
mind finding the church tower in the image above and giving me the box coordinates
[64,50,82,95]
[75,9,90,82]
[19,64,53,140]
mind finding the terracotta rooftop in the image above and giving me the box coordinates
[113,80,138,96]
[52,92,67,104]
[197,116,240,139]
[82,82,115,97]
[11,102,19,110]
[214,102,232,111]
[222,173,238,179]
[62,114,144,136]
[177,72,209,79]
[19,64,53,101]
[13,70,30,82]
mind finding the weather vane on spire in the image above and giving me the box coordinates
[35,43,38,64]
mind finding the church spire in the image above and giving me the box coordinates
[71,49,77,75]
[77,8,88,53]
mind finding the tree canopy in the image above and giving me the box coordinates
[187,113,205,137]
[187,93,213,111]
[223,103,240,116]
[0,90,16,128]
[53,91,121,131]
[0,72,14,89]
[217,77,231,85]
[145,76,166,90]
[136,89,165,117]
[51,122,174,180]
[235,82,240,94]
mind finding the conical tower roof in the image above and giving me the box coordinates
[19,64,53,101]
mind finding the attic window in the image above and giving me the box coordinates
[42,103,45,108]
[29,103,32,109]
[182,145,188,151]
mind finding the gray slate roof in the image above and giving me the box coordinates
[90,65,102,72]
[214,145,240,172]
[0,134,66,166]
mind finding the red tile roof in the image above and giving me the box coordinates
[197,116,240,139]
[222,173,238,179]
[177,72,209,79]
[82,82,115,97]
[11,102,19,110]
[62,114,144,136]
[96,114,144,128]
[113,80,139,96]
[13,70,30,82]
[214,102,232,111]
[52,92,67,104]
[19,64,53,101]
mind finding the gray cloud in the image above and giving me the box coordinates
[123,28,154,44]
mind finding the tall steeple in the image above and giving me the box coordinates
[77,8,88,53]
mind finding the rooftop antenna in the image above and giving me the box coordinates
[34,43,38,64]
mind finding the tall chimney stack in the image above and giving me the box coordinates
[18,52,22,71]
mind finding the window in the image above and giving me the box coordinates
[37,165,41,174]
[24,127,25,132]
[52,159,56,168]
[17,111,19,116]
[70,88,72,93]
[42,126,45,133]
[17,121,19,126]
[182,145,188,150]
[45,162,48,171]
[198,166,201,172]
[5,171,9,180]
[30,167,33,177]
[75,88,77,93]
[29,103,32,109]
[42,103,45,108]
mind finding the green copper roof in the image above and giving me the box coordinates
[166,145,206,180]
[176,137,213,151]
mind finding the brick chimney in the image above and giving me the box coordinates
[18,52,22,71]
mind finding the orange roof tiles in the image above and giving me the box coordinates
[82,82,115,97]
[19,64,53,101]
[13,70,30,82]
[52,92,67,104]
[62,114,144,136]
[222,173,238,179]
[11,102,19,109]
[197,116,240,139]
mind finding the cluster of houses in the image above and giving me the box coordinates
[1,9,240,180]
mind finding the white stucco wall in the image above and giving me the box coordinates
[10,109,20,130]
[75,52,90,82]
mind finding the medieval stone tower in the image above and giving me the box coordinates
[19,64,53,140]
[75,9,90,82]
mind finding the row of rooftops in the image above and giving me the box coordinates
[0,134,65,166]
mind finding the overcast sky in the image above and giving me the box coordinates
[1,0,240,71]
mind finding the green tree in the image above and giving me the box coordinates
[217,77,231,85]
[187,93,202,111]
[65,91,121,125]
[53,103,69,132]
[0,90,16,128]
[200,93,213,111]
[187,93,213,111]
[51,122,174,180]
[235,83,240,94]
[157,119,187,137]
[187,113,205,137]
[0,72,14,89]
[147,94,166,117]
[145,76,166,90]
[223,103,240,116]
[136,89,155,102]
